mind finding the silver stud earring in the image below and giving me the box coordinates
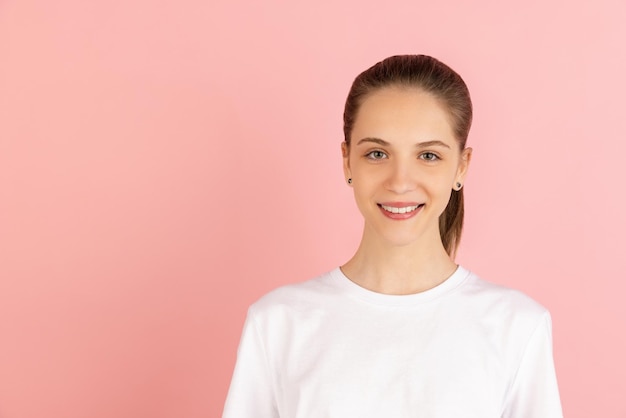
[347,178,352,185]
[455,182,462,190]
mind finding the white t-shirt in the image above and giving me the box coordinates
[223,266,563,418]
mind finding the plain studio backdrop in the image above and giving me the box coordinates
[1,1,624,417]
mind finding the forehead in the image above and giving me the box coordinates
[352,87,456,145]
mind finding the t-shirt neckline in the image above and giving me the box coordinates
[329,265,471,307]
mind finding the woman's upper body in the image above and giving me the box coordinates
[223,55,563,417]
[222,266,562,418]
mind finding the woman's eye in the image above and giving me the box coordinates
[366,150,387,160]
[420,152,439,161]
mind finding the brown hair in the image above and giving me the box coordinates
[343,55,473,256]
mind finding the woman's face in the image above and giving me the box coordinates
[342,87,471,248]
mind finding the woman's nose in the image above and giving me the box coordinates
[384,160,416,194]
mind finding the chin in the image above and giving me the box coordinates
[367,218,442,249]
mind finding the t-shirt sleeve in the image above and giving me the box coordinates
[222,308,278,418]
[501,311,563,418]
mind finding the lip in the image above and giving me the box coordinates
[377,202,424,220]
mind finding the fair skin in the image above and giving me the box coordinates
[341,86,472,295]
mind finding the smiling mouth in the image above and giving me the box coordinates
[378,203,424,214]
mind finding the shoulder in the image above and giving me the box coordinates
[455,269,555,370]
[247,269,339,318]
[458,268,551,326]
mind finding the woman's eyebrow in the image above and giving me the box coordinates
[356,137,451,149]
[356,137,390,146]
[416,140,450,149]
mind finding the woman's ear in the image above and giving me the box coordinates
[341,141,351,181]
[456,147,472,185]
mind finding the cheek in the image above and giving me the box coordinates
[436,162,460,184]
[434,173,454,190]
[421,166,453,185]
[350,159,381,185]
[351,177,376,201]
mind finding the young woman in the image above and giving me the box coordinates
[223,55,563,418]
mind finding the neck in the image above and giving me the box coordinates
[341,226,458,295]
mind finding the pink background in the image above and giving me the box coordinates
[1,1,625,417]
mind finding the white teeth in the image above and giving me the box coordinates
[381,204,420,214]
